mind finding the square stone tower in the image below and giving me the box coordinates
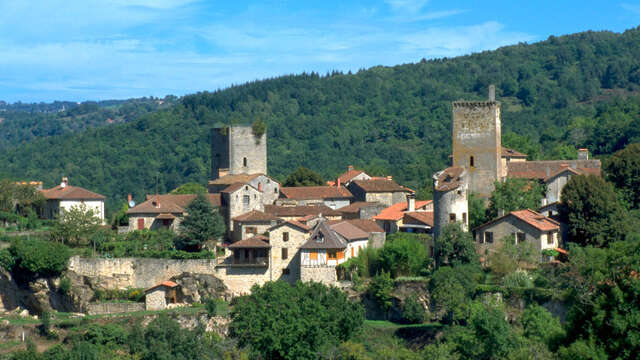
[451,86,502,198]
[211,125,267,179]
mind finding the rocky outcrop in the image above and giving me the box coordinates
[170,273,229,303]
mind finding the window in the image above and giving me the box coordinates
[547,232,554,245]
[309,251,318,260]
[516,232,526,244]
[328,251,337,260]
[449,213,456,223]
[274,187,278,194]
[162,219,171,227]
[470,156,475,167]
[243,157,247,167]
[462,212,467,225]
[243,195,250,206]
[351,247,354,257]
[281,248,288,260]
[258,182,263,191]
[282,232,289,242]
[246,227,257,235]
[484,232,494,243]
[282,268,290,276]
[137,218,145,230]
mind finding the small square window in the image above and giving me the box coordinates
[516,232,526,244]
[281,248,288,260]
[283,232,289,242]
[282,268,290,276]
[485,232,494,243]
[243,195,250,206]
[449,213,456,223]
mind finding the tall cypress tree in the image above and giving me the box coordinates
[176,193,225,251]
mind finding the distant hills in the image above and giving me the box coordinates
[1,26,640,214]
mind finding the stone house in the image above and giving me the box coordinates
[373,195,434,234]
[347,178,412,206]
[267,220,312,282]
[473,209,561,262]
[276,186,353,209]
[263,205,342,222]
[220,183,264,232]
[40,177,106,223]
[340,219,387,248]
[542,167,589,206]
[299,221,347,284]
[126,194,221,232]
[337,202,386,220]
[329,221,370,259]
[208,173,280,205]
[145,281,179,311]
[500,147,528,178]
[327,165,371,187]
[227,235,271,267]
[231,210,281,242]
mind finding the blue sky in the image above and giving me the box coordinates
[1,0,639,102]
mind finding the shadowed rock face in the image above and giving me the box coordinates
[170,272,229,303]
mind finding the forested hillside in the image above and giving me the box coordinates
[1,27,640,213]
[0,97,177,150]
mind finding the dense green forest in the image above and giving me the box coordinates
[1,27,640,213]
[0,97,177,150]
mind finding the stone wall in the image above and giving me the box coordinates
[300,266,337,285]
[145,289,166,310]
[86,302,145,315]
[223,185,264,232]
[68,256,218,289]
[229,126,267,176]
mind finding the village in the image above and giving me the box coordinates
[5,86,601,313]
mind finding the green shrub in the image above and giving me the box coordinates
[378,233,430,277]
[58,277,72,295]
[83,323,128,346]
[402,294,426,324]
[205,298,217,317]
[0,248,15,271]
[368,271,394,313]
[502,270,534,288]
[10,239,71,279]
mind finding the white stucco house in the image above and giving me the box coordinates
[40,177,106,223]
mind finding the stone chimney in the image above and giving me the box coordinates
[406,193,415,212]
[386,175,393,181]
[127,194,132,203]
[578,148,589,160]
[337,178,341,187]
[488,84,496,101]
[61,177,69,187]
[348,165,354,172]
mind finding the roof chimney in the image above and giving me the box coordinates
[337,178,341,187]
[488,84,495,101]
[60,177,69,188]
[386,175,393,181]
[348,165,354,172]
[127,193,132,203]
[406,193,415,212]
[578,148,589,160]
[155,193,160,208]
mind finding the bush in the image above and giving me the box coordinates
[0,248,15,271]
[205,298,217,317]
[402,294,426,324]
[378,233,430,277]
[502,270,534,288]
[368,271,394,314]
[58,277,71,295]
[10,239,71,279]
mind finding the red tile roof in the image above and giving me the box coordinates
[474,209,560,232]
[337,202,380,214]
[145,280,179,293]
[145,194,221,207]
[350,179,411,193]
[403,211,434,227]
[232,210,280,222]
[264,205,341,217]
[508,160,601,180]
[156,213,177,220]
[279,186,353,200]
[501,147,528,158]
[373,200,433,221]
[130,194,221,215]
[434,167,465,192]
[228,235,271,249]
[41,185,105,200]
[337,169,365,184]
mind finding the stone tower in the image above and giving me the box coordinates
[451,85,502,198]
[432,167,469,240]
[211,125,267,180]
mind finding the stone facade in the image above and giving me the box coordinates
[300,265,337,285]
[349,191,406,207]
[86,302,145,315]
[268,223,310,283]
[544,170,574,206]
[452,99,502,198]
[145,288,167,310]
[275,198,351,210]
[433,169,469,240]
[127,213,182,232]
[209,174,280,205]
[232,220,278,242]
[211,126,267,180]
[222,185,264,232]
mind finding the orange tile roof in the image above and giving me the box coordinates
[145,280,179,293]
[508,160,601,180]
[279,186,353,200]
[228,235,271,249]
[403,211,434,227]
[373,200,433,221]
[127,198,185,215]
[350,179,411,193]
[510,209,560,231]
[41,185,105,200]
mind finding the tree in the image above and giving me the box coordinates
[521,305,564,350]
[560,175,629,246]
[176,193,225,251]
[170,182,207,194]
[605,143,640,208]
[377,233,429,277]
[429,265,478,323]
[140,315,209,360]
[486,178,546,220]
[402,294,426,324]
[435,223,477,267]
[368,271,394,315]
[467,192,487,230]
[50,203,102,245]
[230,281,364,359]
[283,166,324,187]
[9,238,71,279]
[487,235,539,278]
